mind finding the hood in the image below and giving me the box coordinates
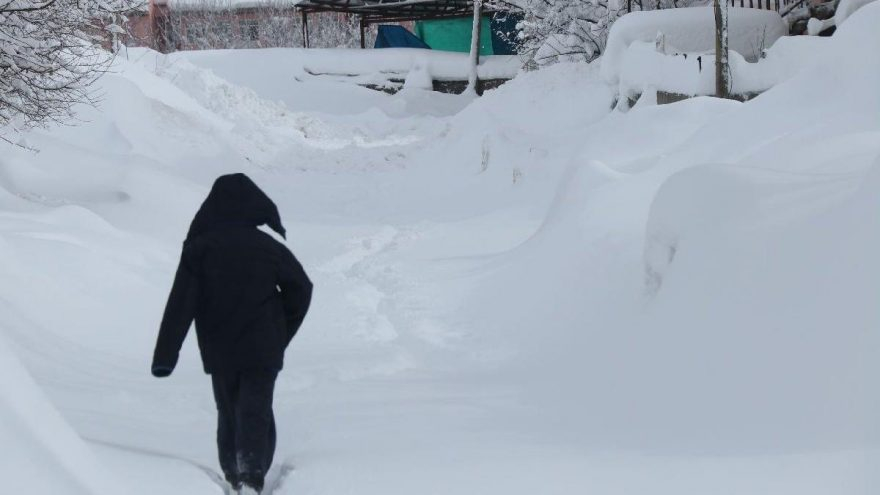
[187,173,286,241]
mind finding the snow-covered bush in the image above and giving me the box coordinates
[0,0,136,135]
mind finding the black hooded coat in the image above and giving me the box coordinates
[151,174,313,376]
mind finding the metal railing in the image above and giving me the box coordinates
[727,0,806,14]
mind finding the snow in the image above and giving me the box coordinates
[835,0,879,25]
[602,6,788,85]
[616,32,832,97]
[0,333,123,495]
[402,58,434,92]
[806,16,834,35]
[161,46,521,82]
[2,2,880,494]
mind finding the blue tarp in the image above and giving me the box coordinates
[375,25,432,49]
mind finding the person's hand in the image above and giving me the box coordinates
[152,365,173,378]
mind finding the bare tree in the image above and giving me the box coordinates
[0,0,137,137]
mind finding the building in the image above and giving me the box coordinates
[124,0,360,52]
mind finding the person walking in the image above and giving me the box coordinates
[151,173,313,495]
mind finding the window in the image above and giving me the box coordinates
[239,19,259,41]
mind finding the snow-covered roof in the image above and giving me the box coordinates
[164,0,303,10]
[295,0,506,21]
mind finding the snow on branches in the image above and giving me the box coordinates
[0,0,140,136]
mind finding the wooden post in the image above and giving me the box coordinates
[466,0,483,95]
[360,18,366,49]
[627,0,632,12]
[714,0,730,98]
[301,11,310,48]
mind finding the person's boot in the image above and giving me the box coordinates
[239,484,260,495]
[239,472,264,495]
[225,473,242,494]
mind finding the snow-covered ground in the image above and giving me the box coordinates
[1,4,879,494]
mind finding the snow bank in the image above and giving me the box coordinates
[636,1,880,448]
[602,6,787,85]
[835,0,878,25]
[171,47,520,82]
[617,33,831,97]
[461,2,880,456]
[0,332,124,494]
[152,47,518,115]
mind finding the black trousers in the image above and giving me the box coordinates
[211,369,278,490]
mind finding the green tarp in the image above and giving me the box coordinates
[414,16,494,56]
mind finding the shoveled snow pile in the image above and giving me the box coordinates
[0,3,878,495]
[602,6,788,85]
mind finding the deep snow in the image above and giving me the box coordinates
[1,4,879,495]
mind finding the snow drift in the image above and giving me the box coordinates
[0,332,123,495]
[468,1,880,458]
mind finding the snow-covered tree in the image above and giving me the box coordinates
[0,0,137,135]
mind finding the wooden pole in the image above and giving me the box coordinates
[301,11,310,48]
[301,11,308,48]
[466,0,483,95]
[714,0,730,98]
[360,18,366,49]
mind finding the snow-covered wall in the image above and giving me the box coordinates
[616,33,831,97]
[602,6,788,85]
